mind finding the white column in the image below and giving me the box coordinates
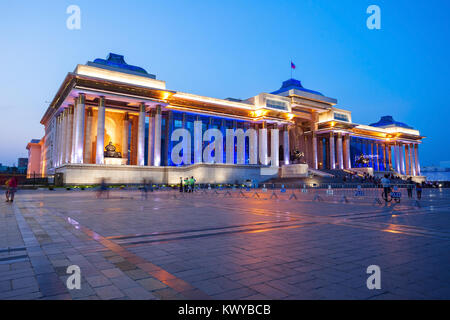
[122,113,129,164]
[194,119,203,163]
[51,117,57,168]
[283,125,290,165]
[137,103,146,166]
[329,132,336,169]
[61,108,68,165]
[71,99,78,163]
[73,94,85,163]
[55,113,60,167]
[153,105,162,166]
[414,144,421,176]
[400,144,405,174]
[146,111,152,166]
[247,126,258,165]
[96,96,105,164]
[312,133,318,169]
[84,108,93,164]
[311,112,319,170]
[344,135,351,169]
[54,114,61,167]
[58,112,65,166]
[405,144,410,175]
[270,128,279,167]
[337,132,344,169]
[65,105,74,163]
[395,143,401,173]
[375,143,380,171]
[258,122,268,165]
[409,144,416,176]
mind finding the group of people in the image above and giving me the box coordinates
[405,177,423,200]
[4,177,18,203]
[180,176,196,193]
[342,172,382,184]
[381,174,422,200]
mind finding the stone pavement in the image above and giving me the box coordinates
[0,187,449,300]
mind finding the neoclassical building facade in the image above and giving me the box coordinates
[26,53,424,184]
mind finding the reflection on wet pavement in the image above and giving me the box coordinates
[0,188,449,299]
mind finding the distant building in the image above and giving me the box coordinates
[26,139,43,178]
[422,161,450,181]
[18,158,28,168]
[439,161,450,168]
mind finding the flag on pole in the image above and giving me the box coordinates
[291,61,296,69]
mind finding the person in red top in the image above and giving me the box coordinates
[5,177,18,202]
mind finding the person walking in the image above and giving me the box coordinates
[416,183,422,200]
[5,178,10,202]
[5,177,18,203]
[141,179,148,200]
[381,174,391,202]
[184,177,189,193]
[97,178,110,199]
[189,176,196,193]
[407,179,414,198]
[179,177,183,193]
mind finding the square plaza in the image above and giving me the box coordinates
[0,187,449,300]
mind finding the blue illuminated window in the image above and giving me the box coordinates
[334,112,349,122]
[266,99,288,111]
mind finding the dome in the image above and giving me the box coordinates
[91,53,149,75]
[271,78,324,96]
[370,116,414,129]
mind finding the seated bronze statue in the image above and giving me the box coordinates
[104,142,122,158]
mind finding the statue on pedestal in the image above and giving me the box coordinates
[104,142,122,158]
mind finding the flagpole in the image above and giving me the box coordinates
[290,59,292,79]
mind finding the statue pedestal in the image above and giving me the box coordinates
[104,157,128,165]
[280,164,309,178]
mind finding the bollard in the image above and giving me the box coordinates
[270,188,278,199]
[301,184,308,194]
[289,188,298,200]
[326,185,333,196]
[313,194,323,202]
[355,185,365,197]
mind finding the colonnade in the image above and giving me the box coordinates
[308,131,421,176]
[51,94,292,169]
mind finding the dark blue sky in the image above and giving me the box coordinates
[1,0,449,166]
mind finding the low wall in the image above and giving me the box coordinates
[56,163,279,185]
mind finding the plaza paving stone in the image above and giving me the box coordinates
[0,187,449,299]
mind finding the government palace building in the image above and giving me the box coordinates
[26,53,424,185]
